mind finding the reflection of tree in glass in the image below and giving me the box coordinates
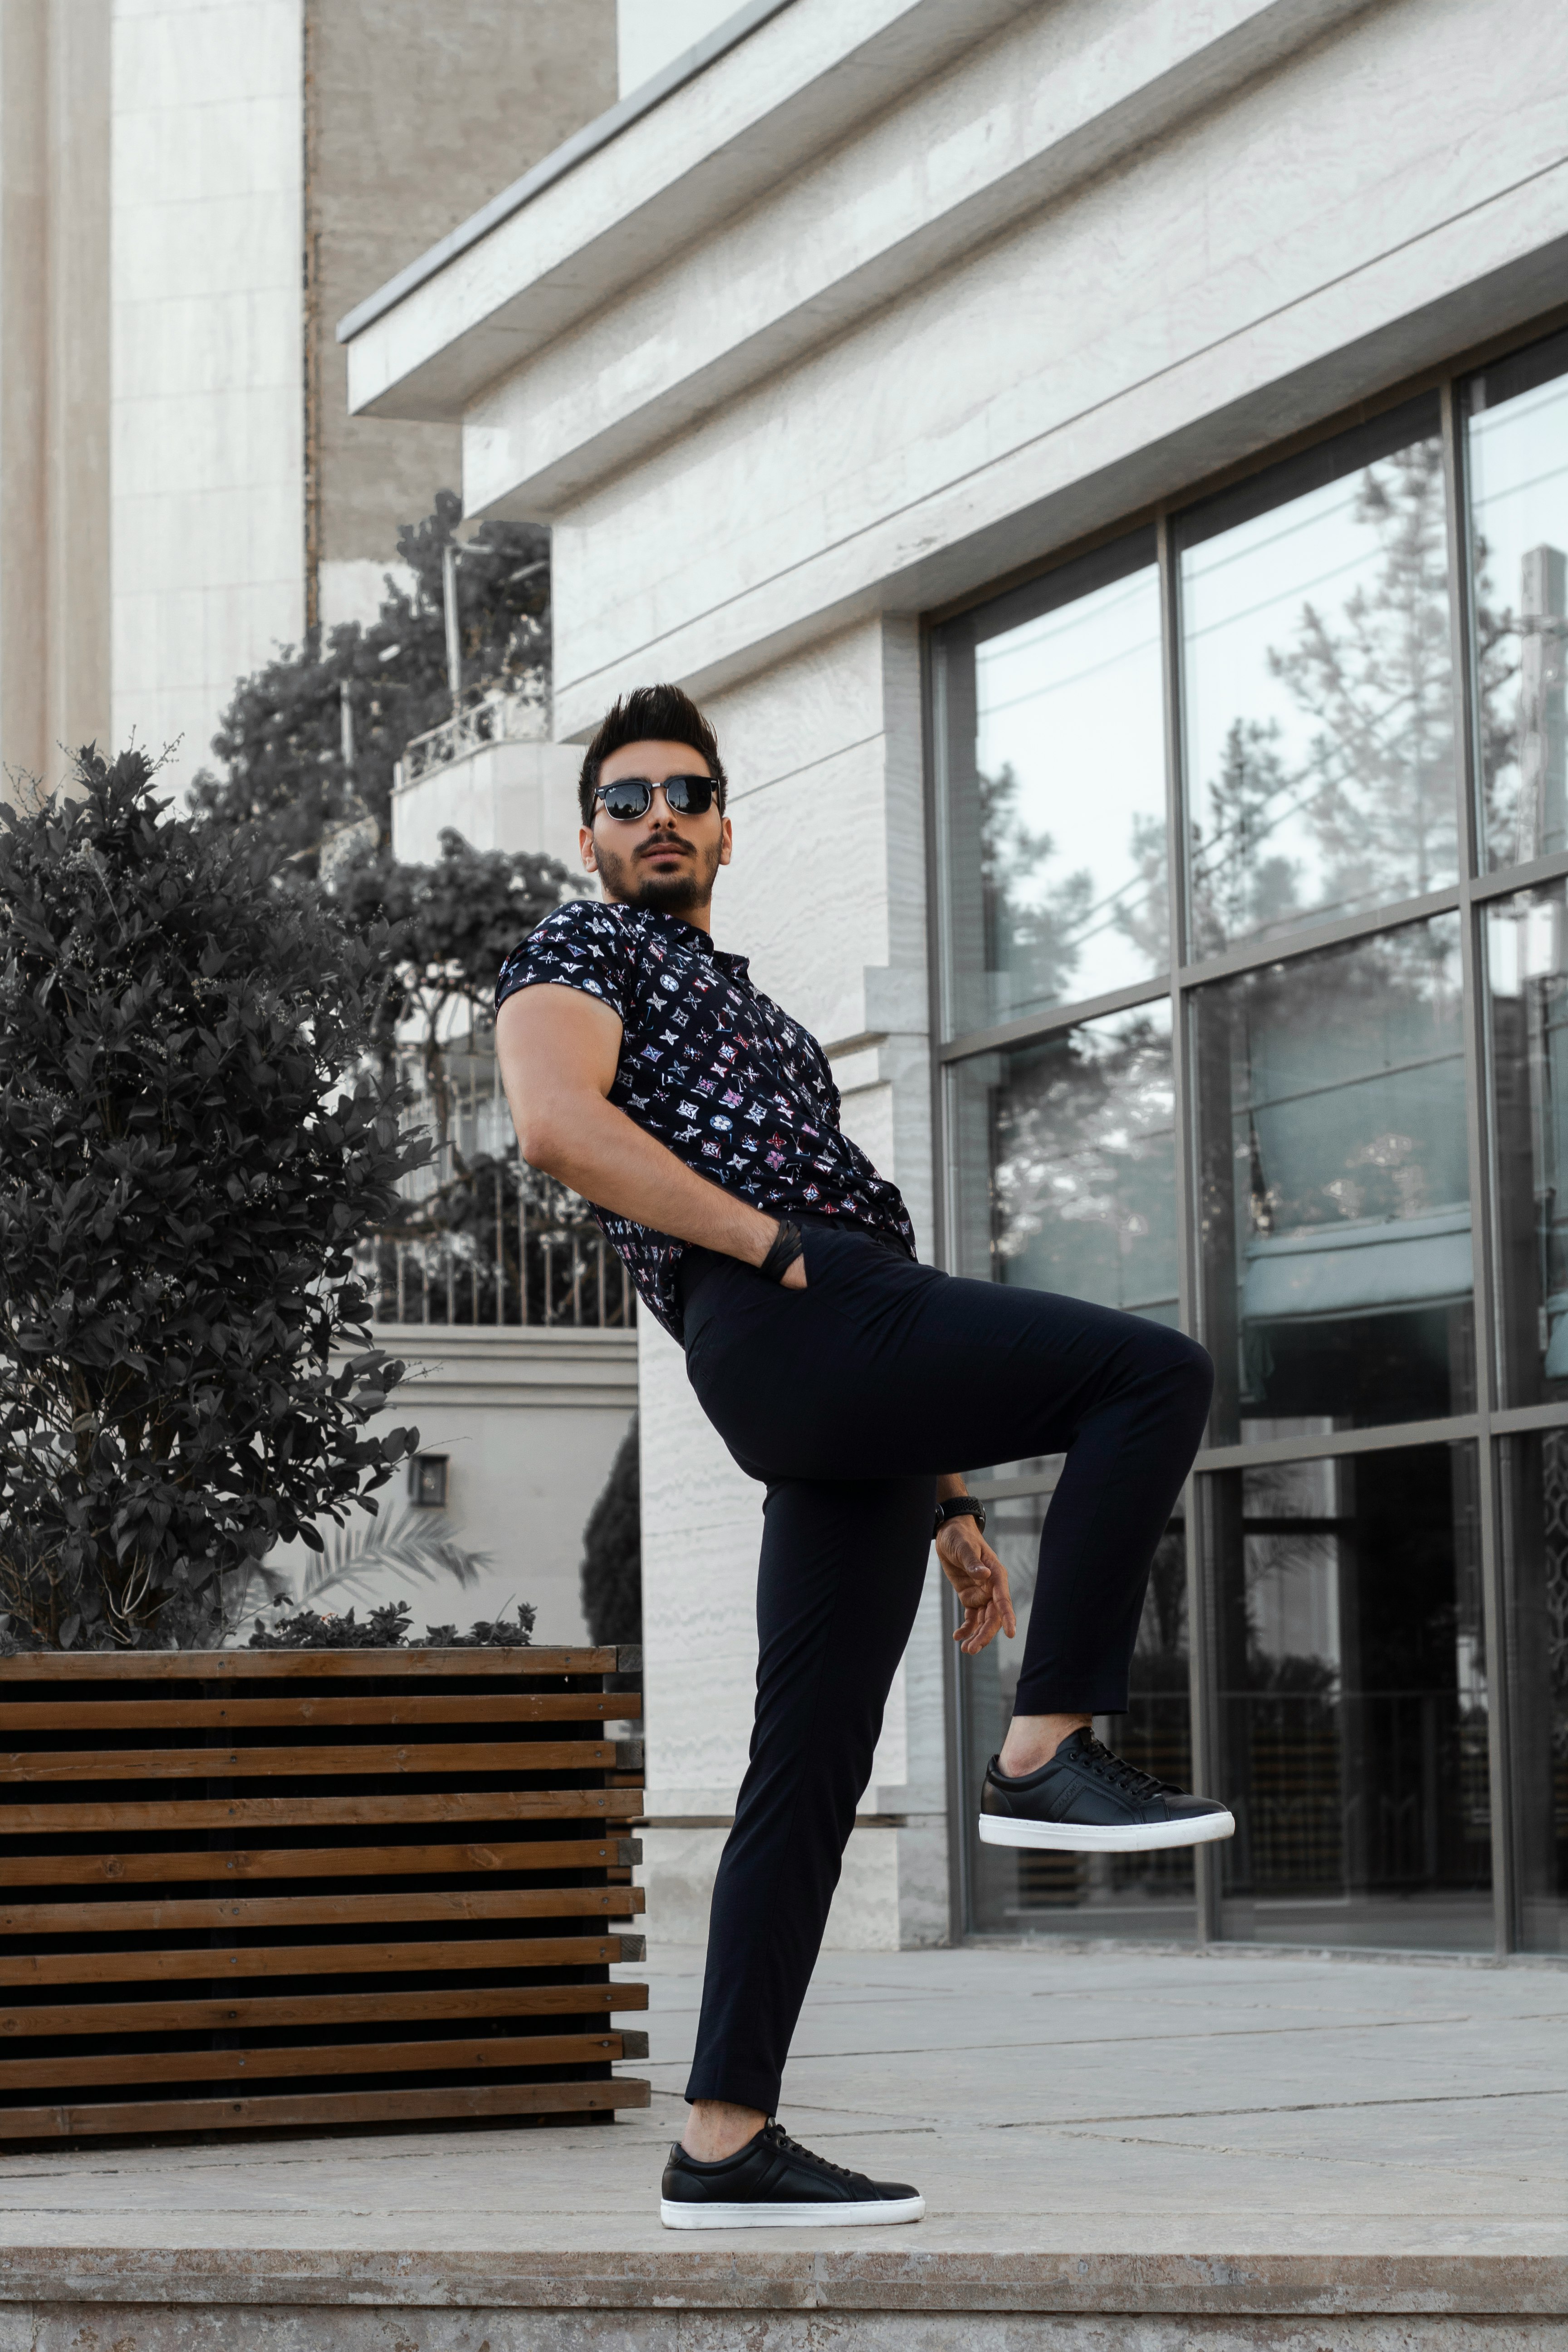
[989,1014,1173,1307]
[1191,721,1302,954]
[1112,808,1170,969]
[1192,444,1460,943]
[1235,921,1464,1237]
[1470,529,1543,864]
[977,760,1093,1007]
[1132,1528,1189,1685]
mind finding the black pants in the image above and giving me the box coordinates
[677,1217,1213,2114]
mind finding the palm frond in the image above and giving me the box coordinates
[297,1505,489,1609]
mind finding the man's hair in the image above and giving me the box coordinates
[577,683,727,825]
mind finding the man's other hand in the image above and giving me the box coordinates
[935,1514,1017,1655]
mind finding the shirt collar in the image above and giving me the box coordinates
[634,906,750,983]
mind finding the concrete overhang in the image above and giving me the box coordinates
[342,0,1378,521]
[339,0,1038,426]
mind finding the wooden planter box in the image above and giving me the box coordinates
[0,1642,647,2145]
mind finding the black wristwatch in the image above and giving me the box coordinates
[933,1494,986,1539]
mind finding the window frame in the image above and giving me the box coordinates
[926,318,1568,1958]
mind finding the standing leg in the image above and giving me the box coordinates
[683,1470,935,2117]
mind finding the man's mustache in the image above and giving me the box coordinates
[636,833,696,858]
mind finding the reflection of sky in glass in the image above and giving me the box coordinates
[973,563,1165,1009]
[1467,364,1568,868]
[1182,436,1458,950]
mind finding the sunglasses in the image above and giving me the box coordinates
[594,774,717,821]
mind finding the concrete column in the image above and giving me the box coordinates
[639,615,949,1953]
[109,0,307,797]
[0,0,110,801]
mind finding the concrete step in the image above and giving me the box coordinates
[3,2237,1565,2350]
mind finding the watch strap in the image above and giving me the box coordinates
[934,1495,986,1539]
[758,1220,805,1284]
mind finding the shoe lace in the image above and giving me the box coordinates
[763,2119,859,2181]
[1079,1735,1169,1801]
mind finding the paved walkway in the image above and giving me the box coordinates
[1,1940,1562,2263]
[2,1943,1564,2350]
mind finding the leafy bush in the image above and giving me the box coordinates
[419,1607,536,1649]
[0,747,426,1650]
[581,1415,640,1646]
[248,1599,536,1650]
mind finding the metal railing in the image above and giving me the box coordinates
[398,685,548,786]
[358,1042,633,1331]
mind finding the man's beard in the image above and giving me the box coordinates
[595,835,719,914]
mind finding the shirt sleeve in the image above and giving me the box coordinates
[494,901,637,1022]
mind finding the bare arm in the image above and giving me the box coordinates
[495,983,802,1280]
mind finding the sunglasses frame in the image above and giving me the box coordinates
[593,774,719,821]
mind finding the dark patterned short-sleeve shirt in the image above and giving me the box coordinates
[495,900,915,1340]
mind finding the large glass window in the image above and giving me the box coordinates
[1496,1434,1568,1952]
[1205,1441,1491,1950]
[948,1002,1176,1320]
[936,534,1166,1035]
[1485,879,1568,1407]
[1180,401,1460,955]
[962,1475,1196,1941]
[934,320,1568,1958]
[1192,916,1471,1439]
[1464,328,1568,870]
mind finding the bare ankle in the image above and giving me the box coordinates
[999,1711,1091,1778]
[681,2099,767,2161]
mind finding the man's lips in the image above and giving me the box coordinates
[637,836,694,861]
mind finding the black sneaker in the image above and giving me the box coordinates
[660,2119,925,2229]
[980,1727,1235,1852]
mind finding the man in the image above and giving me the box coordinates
[495,682,1229,2230]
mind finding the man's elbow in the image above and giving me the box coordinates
[514,1111,561,1174]
[513,1102,576,1179]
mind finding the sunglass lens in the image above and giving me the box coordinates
[665,776,715,814]
[601,780,653,820]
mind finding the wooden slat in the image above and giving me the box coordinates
[0,2030,642,2092]
[0,1648,620,1681]
[0,2078,651,2138]
[0,1884,645,1935]
[2,1837,642,1887]
[0,1788,645,1834]
[1,1739,629,1782]
[0,1975,650,2038]
[0,1932,647,1990]
[2,1692,643,1731]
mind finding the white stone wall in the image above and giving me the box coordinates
[371,0,1568,734]
[109,0,304,792]
[616,0,738,99]
[391,737,585,876]
[638,615,949,1950]
[261,1328,637,1646]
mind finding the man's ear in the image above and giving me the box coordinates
[579,823,598,872]
[718,815,733,867]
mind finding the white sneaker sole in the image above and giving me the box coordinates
[661,2193,925,2230]
[978,1807,1235,1853]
